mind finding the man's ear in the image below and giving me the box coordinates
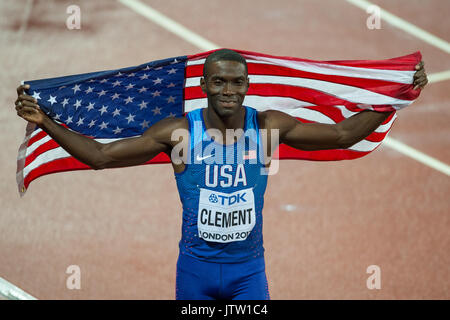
[200,77,206,94]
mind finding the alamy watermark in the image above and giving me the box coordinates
[66,265,81,290]
[170,123,280,175]
[66,5,81,30]
[366,5,381,30]
[366,265,381,290]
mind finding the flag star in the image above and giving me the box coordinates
[125,83,135,90]
[98,121,108,130]
[61,98,69,107]
[138,86,148,93]
[58,85,66,90]
[151,90,161,97]
[76,117,85,126]
[140,120,150,129]
[127,73,135,77]
[167,96,176,103]
[112,80,122,87]
[167,68,177,74]
[88,79,96,83]
[47,95,57,105]
[99,105,108,115]
[111,93,120,100]
[139,101,148,110]
[140,74,149,80]
[73,99,82,109]
[171,58,179,64]
[124,96,134,104]
[97,89,107,97]
[115,72,123,77]
[86,102,95,111]
[152,106,161,115]
[113,126,123,134]
[32,92,41,100]
[167,82,176,88]
[99,79,108,83]
[113,108,121,117]
[167,112,176,118]
[125,113,136,124]
[84,86,94,94]
[54,113,61,121]
[154,67,163,71]
[66,115,73,124]
[88,119,96,128]
[144,65,151,70]
[153,77,163,85]
[72,84,81,93]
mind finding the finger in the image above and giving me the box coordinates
[415,61,424,70]
[16,84,30,95]
[17,106,37,116]
[19,94,37,103]
[21,100,40,109]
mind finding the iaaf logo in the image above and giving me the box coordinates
[208,192,247,205]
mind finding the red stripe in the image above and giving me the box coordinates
[25,139,61,167]
[23,152,171,190]
[186,63,418,101]
[27,130,47,147]
[187,48,421,71]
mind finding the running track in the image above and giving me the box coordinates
[0,0,448,299]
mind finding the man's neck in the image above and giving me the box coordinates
[203,106,246,144]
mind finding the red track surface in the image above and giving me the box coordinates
[0,0,448,299]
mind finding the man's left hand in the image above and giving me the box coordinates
[413,60,428,90]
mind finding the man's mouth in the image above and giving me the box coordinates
[219,100,238,107]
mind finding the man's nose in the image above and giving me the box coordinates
[222,82,234,95]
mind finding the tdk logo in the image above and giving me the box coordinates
[209,192,247,205]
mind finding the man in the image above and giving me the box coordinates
[15,49,428,299]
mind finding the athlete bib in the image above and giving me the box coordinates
[197,187,256,243]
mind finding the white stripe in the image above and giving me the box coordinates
[349,138,382,152]
[0,277,37,300]
[117,0,219,51]
[23,136,135,180]
[24,135,52,158]
[345,0,450,54]
[383,137,450,176]
[184,96,315,113]
[243,54,415,84]
[187,56,414,84]
[185,75,411,106]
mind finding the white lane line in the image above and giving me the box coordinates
[384,137,450,176]
[428,70,450,84]
[117,0,219,51]
[0,277,37,300]
[345,0,450,54]
[118,0,450,176]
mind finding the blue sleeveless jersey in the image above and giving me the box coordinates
[174,106,268,263]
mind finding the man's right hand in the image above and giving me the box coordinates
[15,84,47,126]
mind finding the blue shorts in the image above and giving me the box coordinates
[176,253,270,300]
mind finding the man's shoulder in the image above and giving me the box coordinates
[257,109,292,130]
[153,115,189,131]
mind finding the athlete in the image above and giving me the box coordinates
[15,49,428,300]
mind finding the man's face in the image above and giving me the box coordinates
[201,60,249,118]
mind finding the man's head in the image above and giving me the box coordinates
[200,49,249,118]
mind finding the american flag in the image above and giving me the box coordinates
[17,49,422,196]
